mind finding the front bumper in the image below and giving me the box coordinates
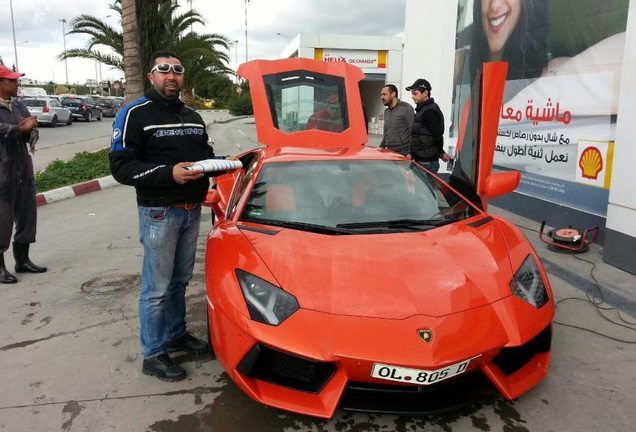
[209,295,553,418]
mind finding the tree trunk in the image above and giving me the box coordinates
[121,0,144,101]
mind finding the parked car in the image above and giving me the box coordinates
[61,96,103,122]
[202,58,555,418]
[95,97,124,117]
[22,97,73,127]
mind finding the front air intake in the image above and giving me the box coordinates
[237,343,336,393]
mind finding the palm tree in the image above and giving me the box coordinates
[59,0,230,100]
[121,0,144,100]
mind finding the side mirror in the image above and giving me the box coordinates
[481,171,520,199]
[202,189,226,222]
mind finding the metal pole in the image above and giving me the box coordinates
[95,60,99,95]
[234,39,239,83]
[9,0,19,72]
[244,0,249,63]
[60,18,69,84]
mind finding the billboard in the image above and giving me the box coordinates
[453,0,630,216]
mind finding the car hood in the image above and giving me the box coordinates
[240,220,515,319]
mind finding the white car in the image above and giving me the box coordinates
[22,97,73,127]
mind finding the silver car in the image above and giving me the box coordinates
[22,97,73,127]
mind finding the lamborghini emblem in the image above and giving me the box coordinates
[418,329,433,343]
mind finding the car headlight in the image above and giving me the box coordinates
[236,269,299,325]
[510,255,549,308]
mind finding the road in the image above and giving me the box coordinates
[4,111,633,431]
[33,111,255,173]
[35,118,114,151]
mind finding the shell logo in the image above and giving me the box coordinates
[579,146,603,180]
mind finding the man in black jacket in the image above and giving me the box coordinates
[110,50,220,382]
[406,78,450,173]
[0,65,47,285]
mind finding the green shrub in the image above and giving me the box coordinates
[35,148,111,193]
[228,93,253,116]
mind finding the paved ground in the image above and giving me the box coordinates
[1,114,635,431]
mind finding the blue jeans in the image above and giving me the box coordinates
[418,160,440,173]
[137,205,201,358]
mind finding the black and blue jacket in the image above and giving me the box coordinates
[109,88,217,206]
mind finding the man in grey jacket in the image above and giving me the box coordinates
[379,84,414,156]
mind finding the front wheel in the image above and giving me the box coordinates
[97,111,103,121]
[66,115,73,125]
[50,116,58,127]
[86,112,93,122]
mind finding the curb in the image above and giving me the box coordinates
[212,115,251,125]
[36,175,120,207]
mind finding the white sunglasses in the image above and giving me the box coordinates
[150,63,185,74]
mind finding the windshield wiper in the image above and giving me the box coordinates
[242,218,352,235]
[336,217,461,230]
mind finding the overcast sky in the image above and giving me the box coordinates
[0,0,406,85]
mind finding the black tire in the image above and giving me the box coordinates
[86,112,92,122]
[50,116,58,128]
[97,111,103,121]
[66,115,73,125]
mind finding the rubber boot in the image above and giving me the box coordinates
[13,243,47,273]
[0,254,18,284]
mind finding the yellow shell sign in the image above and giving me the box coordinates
[579,147,603,180]
[575,140,614,189]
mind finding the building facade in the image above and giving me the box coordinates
[281,33,403,134]
[402,0,636,274]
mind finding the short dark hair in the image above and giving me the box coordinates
[383,84,398,97]
[149,50,180,70]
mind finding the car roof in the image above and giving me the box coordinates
[22,97,55,102]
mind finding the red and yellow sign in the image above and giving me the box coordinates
[314,48,387,69]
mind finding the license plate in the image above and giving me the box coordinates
[371,356,479,385]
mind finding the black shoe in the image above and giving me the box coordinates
[167,332,208,354]
[142,354,186,382]
[12,243,47,273]
[0,254,17,284]
[1,267,17,284]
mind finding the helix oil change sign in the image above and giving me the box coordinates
[315,49,387,69]
[452,0,630,216]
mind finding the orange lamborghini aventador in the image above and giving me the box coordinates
[203,58,554,418]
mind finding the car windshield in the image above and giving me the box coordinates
[239,160,478,234]
[96,98,112,104]
[23,100,46,107]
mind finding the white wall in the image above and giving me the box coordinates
[606,4,636,238]
[402,0,458,152]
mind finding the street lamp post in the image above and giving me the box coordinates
[244,0,250,63]
[59,18,69,84]
[95,14,111,95]
[233,39,239,82]
[9,0,19,71]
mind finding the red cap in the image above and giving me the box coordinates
[327,94,339,104]
[0,64,25,80]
